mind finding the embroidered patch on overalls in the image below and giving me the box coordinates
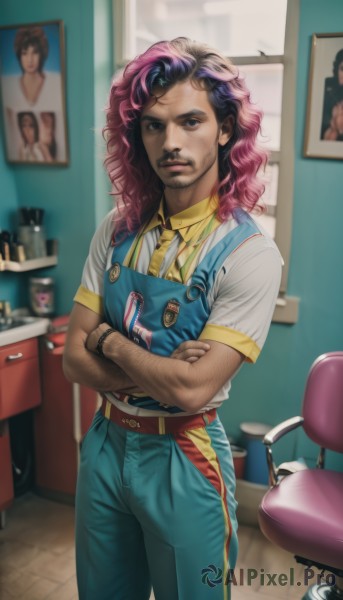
[109,262,121,283]
[162,299,180,328]
[123,291,152,349]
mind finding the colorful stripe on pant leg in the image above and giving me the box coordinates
[174,427,232,600]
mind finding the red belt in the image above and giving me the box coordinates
[101,398,217,435]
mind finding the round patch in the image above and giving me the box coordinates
[186,284,205,301]
[109,262,121,283]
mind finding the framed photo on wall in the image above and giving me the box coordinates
[304,32,343,160]
[0,20,69,165]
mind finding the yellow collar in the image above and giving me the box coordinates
[145,195,219,241]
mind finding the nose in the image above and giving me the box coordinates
[162,124,181,154]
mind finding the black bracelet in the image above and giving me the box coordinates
[96,328,115,358]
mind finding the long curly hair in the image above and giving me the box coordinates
[104,37,268,234]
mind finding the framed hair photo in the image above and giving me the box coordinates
[0,20,69,165]
[304,32,343,160]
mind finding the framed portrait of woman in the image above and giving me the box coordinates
[0,20,69,165]
[304,32,343,160]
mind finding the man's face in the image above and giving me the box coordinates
[140,80,231,202]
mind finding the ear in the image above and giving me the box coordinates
[218,116,234,147]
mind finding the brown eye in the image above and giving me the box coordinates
[184,119,200,127]
[146,122,163,132]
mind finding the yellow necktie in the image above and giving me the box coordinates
[148,228,176,276]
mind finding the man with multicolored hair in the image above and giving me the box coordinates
[63,37,282,600]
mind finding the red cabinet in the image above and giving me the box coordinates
[34,339,98,500]
[0,337,41,518]
[0,338,41,420]
[0,328,98,509]
[0,422,14,519]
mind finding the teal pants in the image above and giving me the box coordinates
[75,410,238,600]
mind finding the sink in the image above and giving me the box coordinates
[0,315,50,347]
[0,316,38,332]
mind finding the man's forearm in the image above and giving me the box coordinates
[87,326,242,413]
[63,338,138,394]
[103,332,195,409]
[63,302,145,395]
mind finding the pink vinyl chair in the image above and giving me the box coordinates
[258,352,343,600]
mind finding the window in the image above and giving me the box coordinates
[114,0,287,61]
[113,0,300,322]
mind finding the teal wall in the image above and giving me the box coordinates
[221,0,343,472]
[0,0,112,313]
[0,0,342,469]
[0,135,21,306]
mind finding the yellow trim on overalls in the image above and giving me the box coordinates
[105,400,112,419]
[158,417,166,435]
[184,427,231,600]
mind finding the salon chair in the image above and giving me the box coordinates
[258,352,343,600]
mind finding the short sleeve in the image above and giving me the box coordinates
[73,209,116,315]
[200,235,282,362]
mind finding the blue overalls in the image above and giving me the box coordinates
[75,210,260,600]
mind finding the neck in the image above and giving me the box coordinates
[164,185,217,216]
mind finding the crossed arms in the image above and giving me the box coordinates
[63,302,244,413]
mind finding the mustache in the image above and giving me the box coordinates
[157,152,192,167]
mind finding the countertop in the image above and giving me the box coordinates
[0,316,51,347]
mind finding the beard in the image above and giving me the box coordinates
[161,155,218,191]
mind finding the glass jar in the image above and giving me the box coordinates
[18,225,47,259]
[29,277,55,316]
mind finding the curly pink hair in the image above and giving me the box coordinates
[104,37,268,234]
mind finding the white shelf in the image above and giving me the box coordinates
[0,256,58,272]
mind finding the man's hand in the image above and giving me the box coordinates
[171,340,211,363]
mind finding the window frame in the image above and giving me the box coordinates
[112,0,300,323]
[233,0,300,323]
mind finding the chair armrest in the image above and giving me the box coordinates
[263,416,304,446]
[263,416,304,486]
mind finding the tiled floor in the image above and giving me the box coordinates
[0,494,77,600]
[0,493,311,600]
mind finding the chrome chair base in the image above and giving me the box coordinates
[302,584,343,600]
